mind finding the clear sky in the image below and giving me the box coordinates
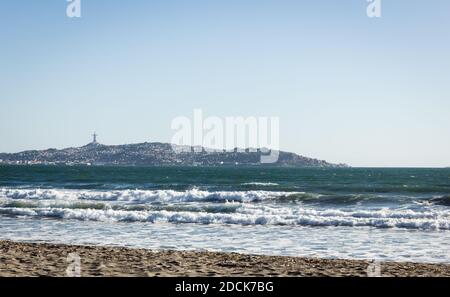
[0,0,449,167]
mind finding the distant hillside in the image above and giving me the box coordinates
[0,142,348,168]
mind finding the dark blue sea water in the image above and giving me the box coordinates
[0,166,449,263]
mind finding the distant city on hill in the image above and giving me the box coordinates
[0,136,348,168]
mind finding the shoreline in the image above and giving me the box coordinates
[1,240,449,277]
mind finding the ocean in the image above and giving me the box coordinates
[0,166,449,263]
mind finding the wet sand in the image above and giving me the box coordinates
[1,240,449,277]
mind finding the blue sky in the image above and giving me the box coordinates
[0,0,449,167]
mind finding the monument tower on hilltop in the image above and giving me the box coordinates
[92,132,98,144]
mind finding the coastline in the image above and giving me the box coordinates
[1,240,449,277]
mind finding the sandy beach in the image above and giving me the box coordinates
[1,240,449,277]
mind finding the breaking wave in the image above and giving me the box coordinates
[1,187,449,230]
[1,188,449,206]
[0,188,295,203]
[0,204,449,230]
[430,195,450,206]
[241,182,280,186]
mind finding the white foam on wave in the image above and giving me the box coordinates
[1,187,449,230]
[1,203,449,230]
[241,182,280,186]
[0,188,295,203]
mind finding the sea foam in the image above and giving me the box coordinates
[0,204,448,230]
[1,187,449,230]
[0,188,296,203]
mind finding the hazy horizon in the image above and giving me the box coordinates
[1,0,449,167]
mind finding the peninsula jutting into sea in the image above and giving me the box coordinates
[0,135,347,168]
